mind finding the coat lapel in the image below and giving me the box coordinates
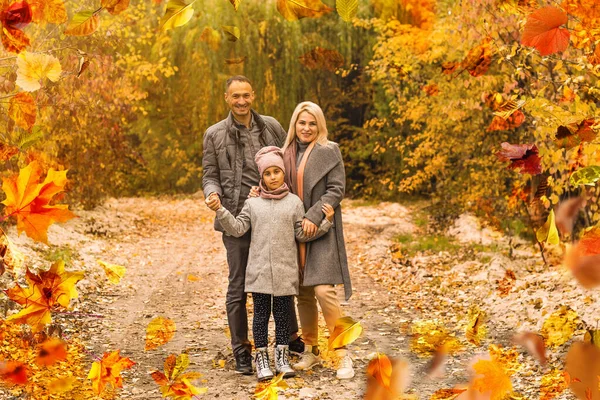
[302,143,340,201]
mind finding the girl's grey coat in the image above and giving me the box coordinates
[216,194,331,297]
[294,141,353,300]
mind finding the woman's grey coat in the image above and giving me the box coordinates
[216,194,331,297]
[298,141,352,300]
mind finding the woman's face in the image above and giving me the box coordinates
[295,111,318,144]
[262,166,285,191]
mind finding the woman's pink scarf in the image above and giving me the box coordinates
[259,180,290,200]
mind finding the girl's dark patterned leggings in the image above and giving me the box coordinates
[252,293,293,348]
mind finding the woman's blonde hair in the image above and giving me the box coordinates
[282,101,329,153]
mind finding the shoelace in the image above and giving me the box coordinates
[339,355,352,368]
[257,352,269,370]
[278,348,289,366]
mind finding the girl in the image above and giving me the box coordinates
[206,146,334,382]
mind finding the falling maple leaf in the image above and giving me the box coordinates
[64,10,100,36]
[536,209,560,245]
[495,142,542,175]
[365,356,410,400]
[16,51,62,92]
[145,317,176,351]
[276,0,333,21]
[555,119,597,150]
[97,260,126,284]
[471,359,513,400]
[328,316,363,349]
[513,332,547,365]
[565,342,600,400]
[254,373,288,399]
[101,0,130,15]
[465,306,487,346]
[160,0,196,31]
[28,0,67,24]
[8,92,36,130]
[579,225,600,256]
[150,353,206,399]
[5,260,84,331]
[366,352,392,388]
[521,6,570,56]
[1,161,76,244]
[299,47,345,71]
[36,338,67,366]
[541,306,579,348]
[0,360,27,385]
[555,197,587,237]
[88,350,135,395]
[1,25,30,53]
[460,38,493,77]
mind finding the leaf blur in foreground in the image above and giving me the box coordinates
[276,0,333,21]
[555,119,597,150]
[5,260,84,331]
[496,142,542,175]
[471,359,512,400]
[8,92,36,130]
[366,352,392,388]
[0,360,27,385]
[328,316,363,349]
[36,338,67,366]
[101,0,130,15]
[150,353,206,399]
[1,161,76,244]
[565,342,600,400]
[254,373,288,399]
[145,317,176,351]
[536,209,560,246]
[160,0,196,31]
[336,0,357,22]
[97,260,126,284]
[365,356,410,400]
[541,306,579,348]
[513,332,546,365]
[16,51,61,92]
[521,6,570,56]
[88,350,135,395]
[64,10,100,36]
[565,226,600,288]
[28,0,67,24]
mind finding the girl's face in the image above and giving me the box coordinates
[295,111,318,144]
[263,166,285,191]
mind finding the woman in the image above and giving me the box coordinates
[281,101,354,379]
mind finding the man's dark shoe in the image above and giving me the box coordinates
[234,351,253,375]
[288,336,305,356]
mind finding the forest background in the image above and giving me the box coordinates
[1,0,598,236]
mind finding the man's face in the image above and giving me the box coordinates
[225,81,254,119]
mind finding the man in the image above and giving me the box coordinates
[202,76,303,375]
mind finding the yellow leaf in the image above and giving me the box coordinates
[145,317,176,351]
[276,0,334,21]
[16,52,62,92]
[101,0,130,15]
[540,369,569,400]
[536,209,560,245]
[48,376,76,393]
[151,353,206,398]
[410,320,462,356]
[97,260,126,284]
[187,274,199,282]
[336,0,358,22]
[465,306,487,346]
[471,359,513,400]
[29,0,67,24]
[64,10,100,36]
[328,316,363,349]
[541,306,579,348]
[160,0,196,31]
[254,373,289,399]
[8,92,36,130]
[229,0,241,10]
[221,25,240,42]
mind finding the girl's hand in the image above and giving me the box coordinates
[205,193,221,211]
[322,203,334,222]
[302,218,318,238]
[248,186,260,198]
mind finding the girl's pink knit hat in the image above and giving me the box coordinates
[255,146,286,176]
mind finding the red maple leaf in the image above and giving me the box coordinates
[496,143,542,175]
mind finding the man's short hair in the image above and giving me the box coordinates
[225,75,253,91]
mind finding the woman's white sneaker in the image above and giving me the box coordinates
[293,345,321,370]
[335,350,354,379]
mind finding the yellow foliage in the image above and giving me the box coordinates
[541,306,580,348]
[471,359,513,400]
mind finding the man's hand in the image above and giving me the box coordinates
[205,193,221,211]
[302,218,318,238]
[322,203,334,222]
[248,186,260,198]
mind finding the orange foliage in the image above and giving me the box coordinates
[87,350,135,395]
[521,6,570,56]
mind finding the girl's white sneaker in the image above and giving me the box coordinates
[293,345,321,370]
[335,350,354,379]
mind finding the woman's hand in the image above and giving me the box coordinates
[322,203,334,222]
[205,193,221,211]
[302,218,318,238]
[248,186,260,198]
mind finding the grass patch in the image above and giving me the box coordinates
[393,233,462,256]
[43,245,79,266]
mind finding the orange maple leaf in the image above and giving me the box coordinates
[1,161,76,244]
[87,350,135,395]
[36,338,68,366]
[150,353,206,399]
[521,6,570,56]
[0,360,28,385]
[5,260,84,331]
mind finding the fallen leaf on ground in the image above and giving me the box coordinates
[541,306,579,348]
[145,317,176,351]
[151,353,206,399]
[97,260,126,284]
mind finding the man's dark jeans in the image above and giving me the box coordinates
[222,231,299,356]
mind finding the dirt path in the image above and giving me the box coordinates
[6,196,597,399]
